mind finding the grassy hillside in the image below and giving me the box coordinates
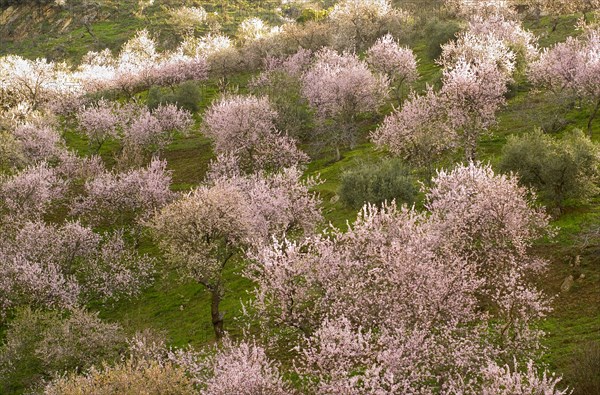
[1,1,598,393]
[90,13,598,379]
[0,0,315,61]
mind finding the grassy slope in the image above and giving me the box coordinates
[98,15,599,387]
[0,0,296,62]
[0,2,598,392]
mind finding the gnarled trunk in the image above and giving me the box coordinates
[210,285,225,340]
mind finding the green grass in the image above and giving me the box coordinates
[91,14,598,378]
[0,0,293,62]
[1,5,599,393]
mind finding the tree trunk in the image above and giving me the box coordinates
[587,99,599,137]
[210,285,225,340]
[465,131,477,162]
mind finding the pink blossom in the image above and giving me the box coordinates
[302,48,389,119]
[12,123,63,164]
[371,86,455,165]
[0,162,67,221]
[72,157,175,227]
[248,163,557,393]
[366,34,418,89]
[0,220,154,315]
[529,27,600,134]
[203,95,308,173]
[151,163,321,339]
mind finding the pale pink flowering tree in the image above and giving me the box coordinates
[425,163,551,355]
[75,101,193,166]
[56,151,106,183]
[278,48,314,78]
[328,0,411,51]
[74,31,209,98]
[467,14,538,64]
[12,123,64,164]
[476,359,571,395]
[150,179,257,340]
[76,99,123,152]
[71,157,175,228]
[202,95,308,173]
[301,48,389,160]
[439,31,517,78]
[0,55,78,112]
[247,203,485,337]
[0,162,67,222]
[75,48,119,94]
[529,27,600,135]
[150,160,321,339]
[366,34,418,100]
[251,48,314,87]
[120,104,194,168]
[148,52,209,89]
[178,33,243,78]
[247,163,557,393]
[0,220,154,316]
[168,339,293,395]
[439,58,509,160]
[373,59,508,163]
[113,30,160,95]
[45,335,293,393]
[371,86,455,167]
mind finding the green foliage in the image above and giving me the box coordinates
[0,6,597,395]
[147,81,202,113]
[338,157,418,209]
[567,341,600,395]
[499,129,600,209]
[250,71,313,143]
[296,7,329,23]
[0,132,25,175]
[421,17,461,61]
[0,308,127,394]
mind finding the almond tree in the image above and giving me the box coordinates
[371,86,454,168]
[71,158,175,228]
[12,123,64,165]
[0,220,154,316]
[150,160,321,339]
[440,58,509,160]
[366,34,418,101]
[247,163,557,393]
[75,101,193,166]
[75,31,209,98]
[0,162,67,222]
[202,95,308,173]
[529,27,600,135]
[0,55,78,112]
[120,104,194,168]
[76,99,123,152]
[169,339,294,395]
[373,58,507,163]
[301,48,389,160]
[45,337,293,394]
[438,31,517,79]
[328,0,410,51]
[466,13,538,65]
